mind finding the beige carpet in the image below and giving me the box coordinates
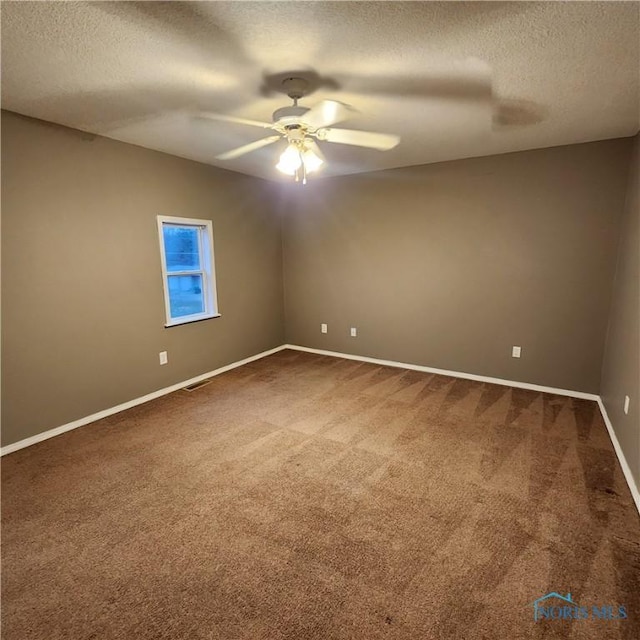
[2,349,639,639]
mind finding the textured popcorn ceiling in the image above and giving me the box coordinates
[1,1,639,180]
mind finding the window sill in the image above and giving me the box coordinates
[164,313,221,328]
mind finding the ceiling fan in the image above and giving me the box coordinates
[197,77,400,183]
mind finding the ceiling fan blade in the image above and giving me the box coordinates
[336,61,493,102]
[197,112,273,129]
[316,128,400,151]
[492,98,547,128]
[217,135,281,160]
[301,100,355,129]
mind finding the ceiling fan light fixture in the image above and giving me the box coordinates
[302,147,324,173]
[276,141,324,182]
[276,143,302,175]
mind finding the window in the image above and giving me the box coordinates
[157,216,219,327]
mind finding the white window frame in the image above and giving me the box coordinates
[157,215,220,327]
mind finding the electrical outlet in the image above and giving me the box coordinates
[512,346,521,358]
[159,351,168,365]
[321,323,328,334]
[624,395,630,415]
[350,327,357,337]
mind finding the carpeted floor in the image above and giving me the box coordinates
[2,349,639,639]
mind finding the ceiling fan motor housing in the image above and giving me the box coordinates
[272,105,311,126]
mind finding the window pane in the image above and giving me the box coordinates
[168,274,205,318]
[163,225,201,272]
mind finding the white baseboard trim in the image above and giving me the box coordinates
[0,345,288,457]
[596,398,640,515]
[5,342,638,518]
[283,344,599,400]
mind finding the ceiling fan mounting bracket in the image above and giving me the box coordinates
[260,70,339,98]
[281,77,309,101]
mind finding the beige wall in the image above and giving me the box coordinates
[2,111,635,451]
[1,111,284,447]
[282,139,633,393]
[601,134,640,487]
